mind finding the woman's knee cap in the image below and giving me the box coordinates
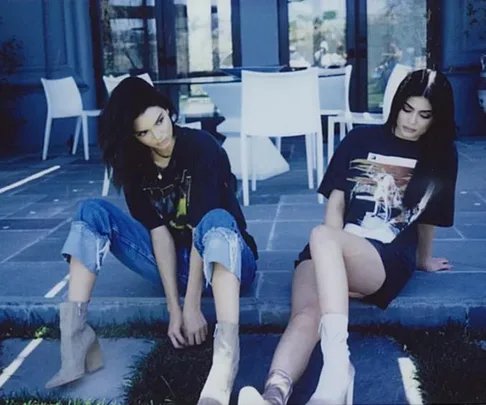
[75,198,109,224]
[310,224,335,244]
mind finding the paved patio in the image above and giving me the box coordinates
[1,135,486,404]
[0,136,486,328]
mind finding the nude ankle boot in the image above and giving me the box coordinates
[197,322,240,405]
[305,314,354,405]
[45,301,104,389]
[238,369,293,405]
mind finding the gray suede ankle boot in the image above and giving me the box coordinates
[45,301,103,389]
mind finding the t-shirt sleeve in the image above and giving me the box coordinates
[318,129,359,198]
[123,180,166,230]
[417,146,458,227]
[187,138,224,228]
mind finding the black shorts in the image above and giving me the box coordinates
[294,239,416,310]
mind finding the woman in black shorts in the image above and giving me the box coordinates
[238,69,458,405]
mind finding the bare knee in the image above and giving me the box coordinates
[290,304,320,333]
[310,224,339,246]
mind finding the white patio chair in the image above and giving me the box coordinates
[102,73,153,96]
[240,68,324,206]
[101,121,202,197]
[102,74,130,95]
[41,77,101,160]
[327,63,412,164]
[201,82,289,182]
[319,64,352,117]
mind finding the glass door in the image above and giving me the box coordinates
[287,0,347,69]
[285,0,428,112]
[366,0,427,111]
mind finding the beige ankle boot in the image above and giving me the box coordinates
[45,301,104,389]
[305,314,355,405]
[197,322,240,405]
[238,369,293,405]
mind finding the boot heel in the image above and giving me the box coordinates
[85,338,104,373]
[346,366,355,405]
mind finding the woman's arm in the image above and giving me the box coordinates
[416,224,452,272]
[324,189,346,229]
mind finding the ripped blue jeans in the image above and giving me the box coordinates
[61,199,257,294]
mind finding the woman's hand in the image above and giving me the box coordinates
[168,306,187,349]
[182,305,208,346]
[418,257,452,272]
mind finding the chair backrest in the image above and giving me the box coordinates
[201,82,242,121]
[241,67,321,137]
[103,74,130,95]
[382,63,412,120]
[318,64,352,113]
[137,72,153,86]
[103,73,153,95]
[179,121,202,130]
[41,77,83,118]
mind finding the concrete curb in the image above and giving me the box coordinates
[1,296,486,329]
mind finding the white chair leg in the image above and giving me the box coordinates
[305,134,314,189]
[313,132,317,170]
[339,121,346,141]
[346,120,353,132]
[42,116,53,160]
[316,129,325,204]
[327,117,336,165]
[241,133,250,206]
[276,137,282,153]
[102,167,111,196]
[72,116,82,156]
[251,137,257,192]
[81,114,90,160]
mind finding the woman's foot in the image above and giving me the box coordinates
[45,301,104,389]
[238,369,293,405]
[305,314,354,405]
[197,322,239,405]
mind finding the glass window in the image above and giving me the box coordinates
[288,0,347,69]
[174,0,234,77]
[367,0,427,111]
[100,0,158,77]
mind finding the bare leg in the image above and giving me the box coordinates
[67,257,96,303]
[212,262,240,323]
[306,225,386,405]
[309,224,386,316]
[269,260,320,381]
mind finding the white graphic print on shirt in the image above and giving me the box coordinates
[344,153,434,243]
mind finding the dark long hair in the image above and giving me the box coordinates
[98,77,178,191]
[384,69,457,208]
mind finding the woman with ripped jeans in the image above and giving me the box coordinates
[46,77,258,405]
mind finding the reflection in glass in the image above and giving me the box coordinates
[175,0,233,77]
[367,0,427,111]
[288,0,347,69]
[100,0,158,77]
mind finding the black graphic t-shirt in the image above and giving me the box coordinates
[123,125,258,259]
[319,125,457,247]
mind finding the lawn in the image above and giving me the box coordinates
[1,321,486,404]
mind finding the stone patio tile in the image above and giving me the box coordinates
[242,204,278,221]
[0,230,50,263]
[247,222,273,251]
[0,338,155,404]
[269,221,316,251]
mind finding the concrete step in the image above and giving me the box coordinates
[1,269,486,329]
